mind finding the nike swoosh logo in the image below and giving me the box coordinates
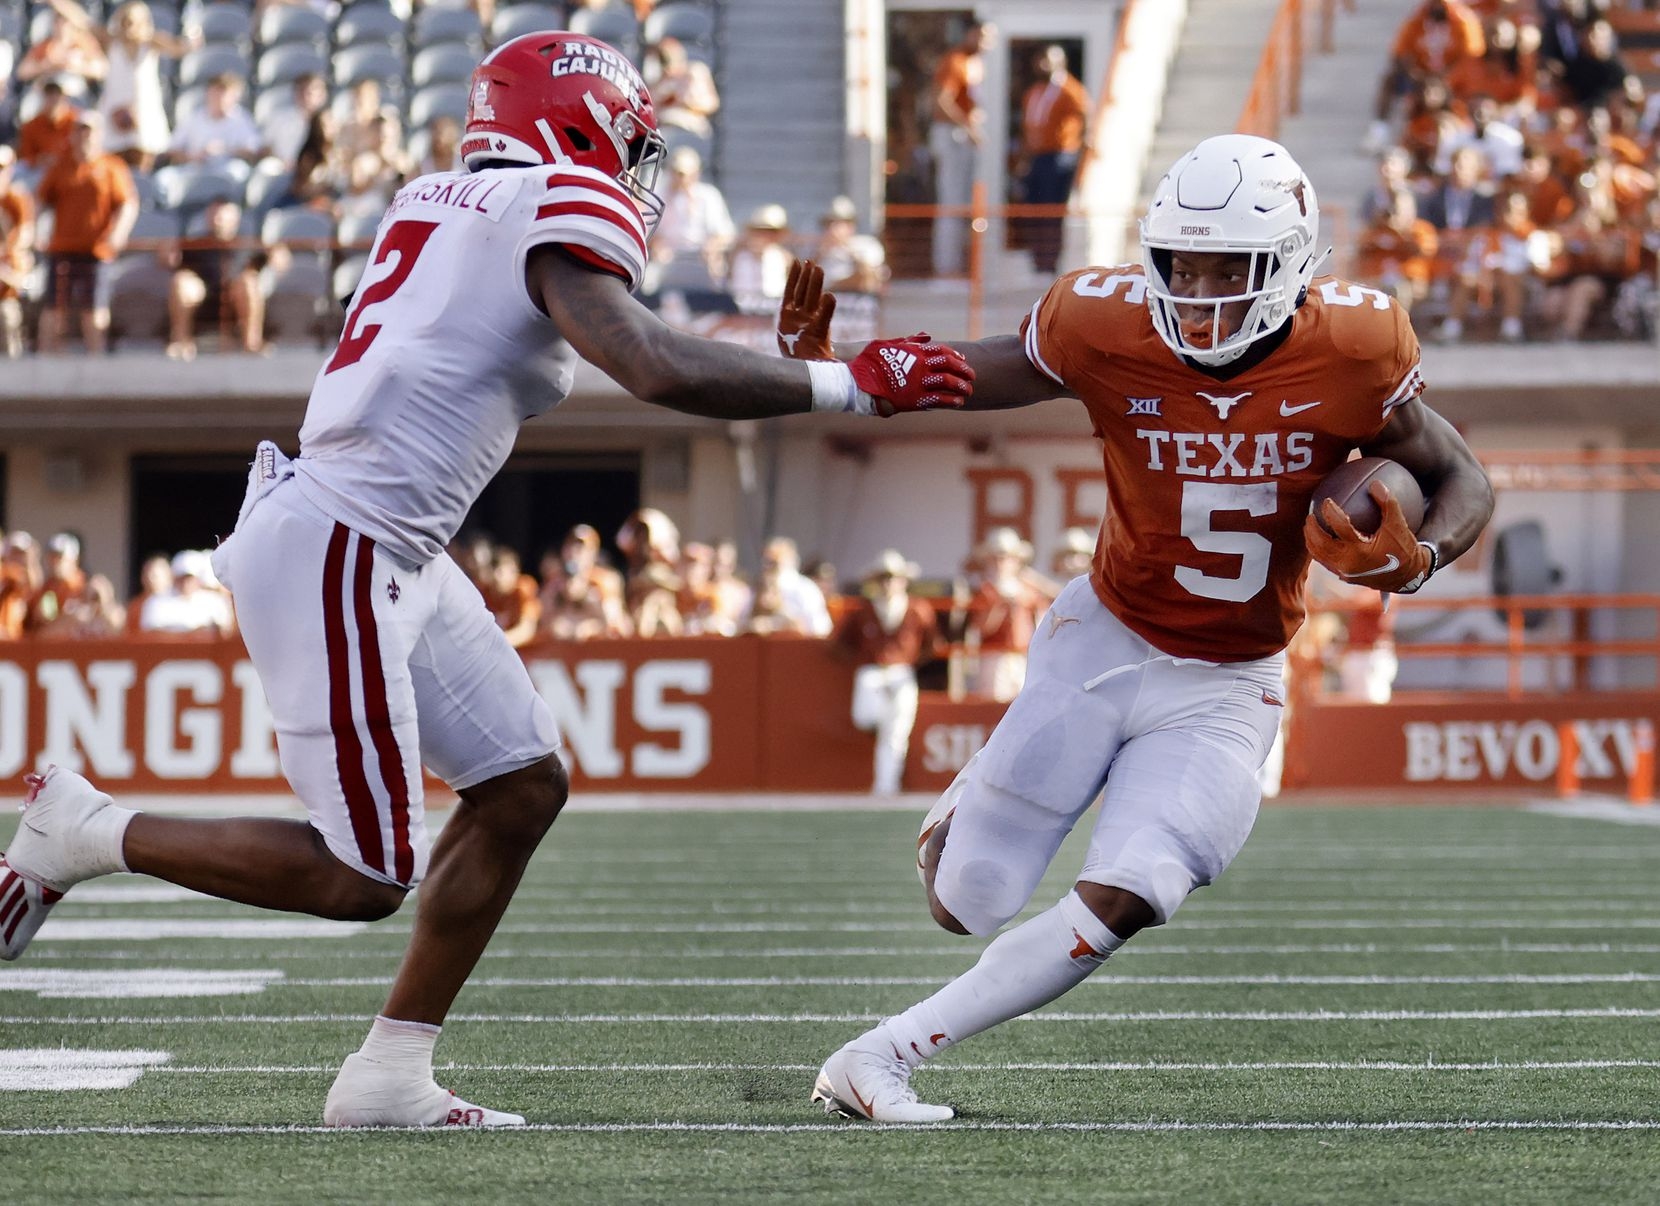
[1280,400,1323,416]
[1345,555,1401,578]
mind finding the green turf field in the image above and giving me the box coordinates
[3,800,1659,1204]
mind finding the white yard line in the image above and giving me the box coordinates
[281,973,1660,989]
[5,1007,1660,1025]
[3,1119,1659,1137]
[1527,800,1660,827]
[147,1059,1660,1076]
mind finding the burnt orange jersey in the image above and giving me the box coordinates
[1020,267,1423,662]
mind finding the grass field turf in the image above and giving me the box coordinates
[2,801,1659,1204]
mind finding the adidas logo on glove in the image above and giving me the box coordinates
[879,346,917,388]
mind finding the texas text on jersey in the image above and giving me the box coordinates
[1021,265,1423,663]
[293,162,650,569]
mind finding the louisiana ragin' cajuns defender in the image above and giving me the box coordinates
[0,33,973,1128]
[776,134,1495,1121]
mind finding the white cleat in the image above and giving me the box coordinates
[5,767,125,894]
[0,854,65,961]
[811,1036,954,1124]
[323,1052,527,1128]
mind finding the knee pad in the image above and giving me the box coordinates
[1080,825,1197,926]
[932,777,1068,937]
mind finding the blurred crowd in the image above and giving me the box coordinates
[1356,0,1660,343]
[0,0,884,357]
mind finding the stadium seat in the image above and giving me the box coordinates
[0,8,20,46]
[256,44,329,89]
[661,125,711,166]
[183,206,257,238]
[642,2,713,48]
[334,2,407,50]
[128,209,183,242]
[411,6,483,50]
[27,8,55,45]
[336,209,382,247]
[108,257,174,344]
[332,44,404,88]
[567,2,638,51]
[262,206,335,247]
[490,5,566,45]
[251,86,298,128]
[177,44,251,89]
[333,254,370,307]
[256,4,330,50]
[411,42,477,88]
[171,84,207,126]
[242,158,293,215]
[154,161,251,212]
[408,83,470,128]
[191,2,253,49]
[262,257,331,345]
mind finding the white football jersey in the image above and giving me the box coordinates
[293,164,649,567]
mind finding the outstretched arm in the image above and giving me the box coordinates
[776,259,1070,412]
[530,247,972,420]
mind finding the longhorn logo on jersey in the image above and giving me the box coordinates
[1197,390,1251,420]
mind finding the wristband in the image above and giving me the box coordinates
[806,358,874,416]
[1394,540,1441,595]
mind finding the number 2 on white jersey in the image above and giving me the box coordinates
[325,219,439,374]
[1175,481,1276,603]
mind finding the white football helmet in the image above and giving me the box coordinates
[1139,134,1323,367]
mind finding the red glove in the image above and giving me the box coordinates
[777,259,836,360]
[849,334,975,415]
[1304,482,1434,593]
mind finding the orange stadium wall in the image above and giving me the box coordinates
[1287,696,1660,793]
[0,638,1004,795]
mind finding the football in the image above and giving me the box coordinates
[1309,456,1425,536]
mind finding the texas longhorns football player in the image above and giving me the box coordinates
[780,133,1495,1122]
[0,32,976,1130]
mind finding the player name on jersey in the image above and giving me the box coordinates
[385,174,519,223]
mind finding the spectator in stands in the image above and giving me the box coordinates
[156,548,235,635]
[1357,187,1440,314]
[617,508,684,637]
[1306,566,1399,704]
[1436,93,1526,179]
[813,195,887,293]
[647,37,720,141]
[169,74,265,168]
[744,565,810,635]
[0,532,42,639]
[337,151,395,228]
[1400,77,1466,172]
[709,540,752,631]
[676,541,727,635]
[262,73,329,171]
[16,12,107,93]
[1370,0,1486,150]
[1016,44,1090,275]
[1358,145,1421,224]
[279,109,343,211]
[413,115,461,178]
[651,147,735,287]
[929,21,992,275]
[1051,526,1094,582]
[42,572,125,637]
[538,525,630,641]
[1520,143,1576,225]
[126,552,171,634]
[1442,189,1542,341]
[754,536,832,637]
[1422,144,1496,294]
[336,80,404,181]
[164,197,265,359]
[53,0,194,173]
[836,550,938,795]
[1536,0,1594,75]
[1550,15,1636,108]
[18,78,82,170]
[1447,16,1540,116]
[24,532,87,633]
[965,527,1045,702]
[483,546,540,649]
[1541,185,1644,339]
[0,147,33,359]
[729,204,795,313]
[35,112,138,355]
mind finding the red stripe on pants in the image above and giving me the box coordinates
[323,524,386,875]
[1,871,27,943]
[350,534,413,884]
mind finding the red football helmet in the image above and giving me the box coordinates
[463,31,667,230]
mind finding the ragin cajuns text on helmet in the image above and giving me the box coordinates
[462,32,667,231]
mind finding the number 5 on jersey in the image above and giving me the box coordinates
[325,220,439,375]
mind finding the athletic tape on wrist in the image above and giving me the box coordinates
[806,359,873,415]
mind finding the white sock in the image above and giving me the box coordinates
[94,806,136,877]
[878,891,1123,1068]
[356,1015,441,1076]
